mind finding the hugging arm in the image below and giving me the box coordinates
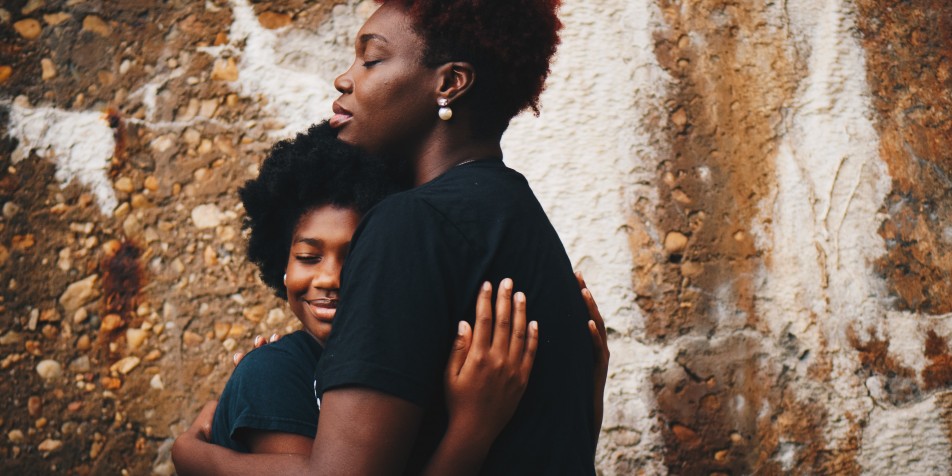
[171,402,311,476]
[298,280,538,475]
[172,282,537,476]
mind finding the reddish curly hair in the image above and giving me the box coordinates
[379,0,563,130]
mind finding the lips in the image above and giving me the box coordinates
[330,102,353,129]
[306,297,338,322]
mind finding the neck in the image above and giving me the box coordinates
[409,126,503,186]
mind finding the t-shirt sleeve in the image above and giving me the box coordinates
[317,194,472,406]
[216,342,320,447]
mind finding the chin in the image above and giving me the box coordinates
[309,325,332,346]
[336,128,360,146]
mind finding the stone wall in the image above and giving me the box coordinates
[1,0,949,474]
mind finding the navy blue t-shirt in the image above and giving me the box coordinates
[211,330,323,452]
[318,159,596,475]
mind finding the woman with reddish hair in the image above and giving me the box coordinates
[173,1,607,474]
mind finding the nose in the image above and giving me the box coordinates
[312,257,342,292]
[334,65,354,94]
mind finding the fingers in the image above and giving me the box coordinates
[575,270,587,291]
[194,401,218,441]
[472,281,494,352]
[253,334,279,348]
[507,291,528,363]
[445,321,473,380]
[520,321,539,378]
[588,320,606,363]
[491,278,513,355]
[243,333,281,367]
[582,288,607,346]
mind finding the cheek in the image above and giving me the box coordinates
[283,265,309,294]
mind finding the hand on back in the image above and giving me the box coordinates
[443,279,539,443]
[230,272,610,445]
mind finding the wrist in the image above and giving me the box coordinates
[445,416,496,453]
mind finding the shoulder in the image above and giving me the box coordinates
[232,331,321,382]
[352,189,460,244]
[362,188,440,222]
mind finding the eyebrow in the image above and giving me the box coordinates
[358,33,389,45]
[293,238,324,247]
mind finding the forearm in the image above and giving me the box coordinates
[420,421,494,476]
[172,432,309,476]
[593,387,605,447]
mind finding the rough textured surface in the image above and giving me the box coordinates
[1,0,951,474]
[855,0,952,316]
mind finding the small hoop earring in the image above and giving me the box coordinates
[438,98,453,121]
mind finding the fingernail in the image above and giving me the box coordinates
[269,333,279,343]
[458,321,466,335]
[233,353,240,364]
[515,292,525,303]
[254,335,263,346]
[482,281,491,291]
[530,321,538,332]
[502,278,512,290]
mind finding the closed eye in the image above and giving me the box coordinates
[295,254,323,263]
[362,59,382,68]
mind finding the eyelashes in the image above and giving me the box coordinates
[295,255,323,263]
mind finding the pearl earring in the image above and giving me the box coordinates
[438,98,453,121]
[283,273,287,285]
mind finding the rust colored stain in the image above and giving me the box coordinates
[644,1,811,473]
[652,335,836,474]
[848,328,921,405]
[251,0,351,29]
[822,417,863,476]
[855,0,952,315]
[923,330,952,391]
[105,107,127,177]
[642,0,801,339]
[98,241,145,353]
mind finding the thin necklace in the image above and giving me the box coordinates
[455,159,478,167]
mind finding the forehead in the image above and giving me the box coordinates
[357,2,423,49]
[293,205,361,240]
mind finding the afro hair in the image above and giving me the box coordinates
[381,0,563,129]
[239,121,398,298]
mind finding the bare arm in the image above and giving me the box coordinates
[171,402,311,476]
[305,388,423,475]
[243,429,313,455]
[173,282,537,476]
[309,280,538,476]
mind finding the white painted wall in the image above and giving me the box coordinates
[6,97,117,213]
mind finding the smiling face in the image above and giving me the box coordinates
[330,2,438,157]
[284,204,362,345]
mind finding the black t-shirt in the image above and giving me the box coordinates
[318,159,596,475]
[211,330,323,452]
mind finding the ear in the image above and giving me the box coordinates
[434,62,475,103]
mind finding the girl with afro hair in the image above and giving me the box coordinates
[193,121,546,474]
[175,1,609,474]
